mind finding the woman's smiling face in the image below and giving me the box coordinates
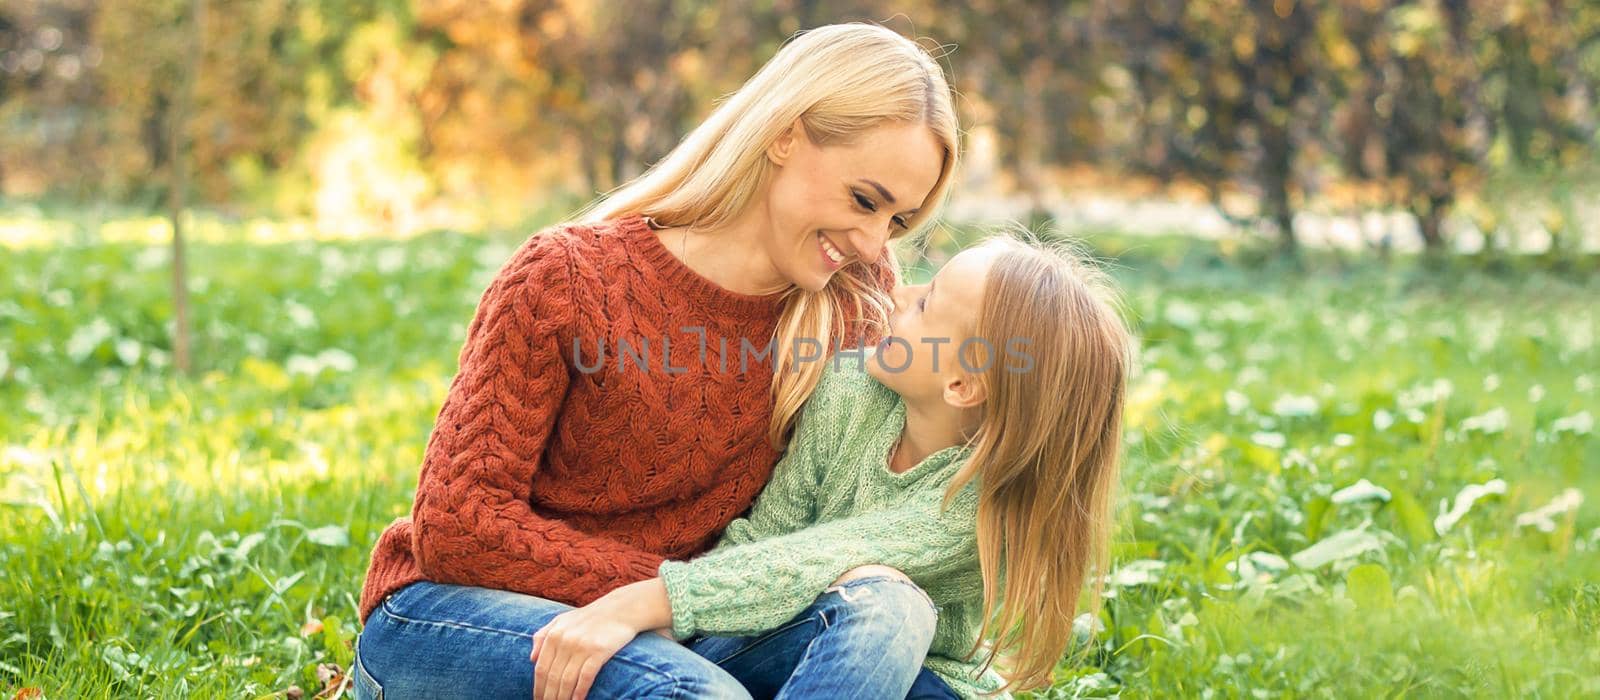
[759,120,945,292]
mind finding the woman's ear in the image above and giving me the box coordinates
[767,117,806,166]
[942,373,988,409]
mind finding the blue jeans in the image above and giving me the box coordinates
[686,575,959,700]
[353,577,957,699]
[354,581,751,699]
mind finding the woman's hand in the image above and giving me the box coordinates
[531,607,639,700]
[529,578,675,700]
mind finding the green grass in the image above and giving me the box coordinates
[1,217,1596,698]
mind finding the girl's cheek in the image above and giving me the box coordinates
[883,346,903,370]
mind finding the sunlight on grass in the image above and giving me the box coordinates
[1,207,489,250]
[1,209,324,248]
[1,213,1595,697]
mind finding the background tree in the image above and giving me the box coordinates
[1107,0,1324,254]
[3,0,1597,254]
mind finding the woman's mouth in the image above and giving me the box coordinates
[818,232,846,271]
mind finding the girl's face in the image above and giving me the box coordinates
[760,121,944,292]
[867,246,1000,404]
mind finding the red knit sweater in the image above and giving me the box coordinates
[358,214,891,623]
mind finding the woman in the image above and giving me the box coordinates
[353,23,960,700]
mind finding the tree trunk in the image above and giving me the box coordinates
[1261,124,1298,256]
[168,0,203,375]
[1272,206,1297,257]
[1417,203,1448,254]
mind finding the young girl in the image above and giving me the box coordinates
[531,234,1132,699]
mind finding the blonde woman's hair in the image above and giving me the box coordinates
[946,233,1133,694]
[581,22,961,446]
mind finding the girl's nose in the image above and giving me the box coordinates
[889,283,919,312]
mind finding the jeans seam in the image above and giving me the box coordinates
[784,618,831,689]
[379,596,536,640]
[703,613,826,667]
[352,636,385,699]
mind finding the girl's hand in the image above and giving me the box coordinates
[530,606,638,700]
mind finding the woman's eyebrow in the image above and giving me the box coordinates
[858,179,897,205]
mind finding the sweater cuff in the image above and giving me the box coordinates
[627,551,668,583]
[657,560,699,640]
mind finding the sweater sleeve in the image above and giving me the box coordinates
[409,233,665,606]
[658,484,978,639]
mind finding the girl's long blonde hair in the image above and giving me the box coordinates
[582,23,960,446]
[947,235,1134,694]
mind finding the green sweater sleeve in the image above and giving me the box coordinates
[658,484,978,639]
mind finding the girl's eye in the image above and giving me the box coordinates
[892,216,909,230]
[853,192,877,212]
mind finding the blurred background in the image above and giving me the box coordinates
[4,0,1599,255]
[1,2,1596,699]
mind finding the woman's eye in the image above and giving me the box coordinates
[853,192,877,212]
[917,296,926,311]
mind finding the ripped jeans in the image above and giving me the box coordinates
[685,575,960,700]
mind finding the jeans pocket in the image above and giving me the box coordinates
[352,636,385,700]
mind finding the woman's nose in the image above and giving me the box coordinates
[848,226,890,266]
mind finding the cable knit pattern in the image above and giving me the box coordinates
[658,362,1010,700]
[358,214,894,624]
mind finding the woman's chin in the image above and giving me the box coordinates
[794,268,833,293]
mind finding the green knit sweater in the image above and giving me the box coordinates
[658,361,1009,699]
